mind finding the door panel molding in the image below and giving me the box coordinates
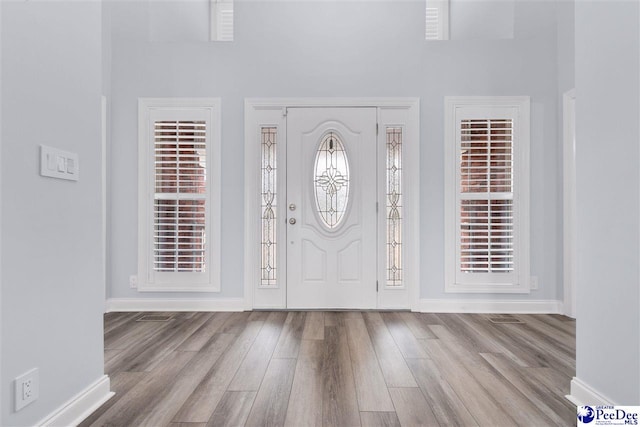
[245,98,420,310]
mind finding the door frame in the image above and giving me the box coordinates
[244,98,420,310]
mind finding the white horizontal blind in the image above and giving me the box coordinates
[154,121,208,273]
[425,7,440,40]
[425,0,449,40]
[459,119,513,273]
[211,0,233,41]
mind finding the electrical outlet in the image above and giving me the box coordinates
[129,275,138,288]
[531,276,539,290]
[14,368,39,411]
[23,379,32,399]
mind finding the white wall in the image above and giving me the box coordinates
[1,2,106,425]
[575,0,640,404]
[107,0,562,304]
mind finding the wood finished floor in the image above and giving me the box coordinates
[81,311,576,427]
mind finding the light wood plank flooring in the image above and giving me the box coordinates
[81,311,576,427]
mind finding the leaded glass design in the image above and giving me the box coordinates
[153,120,207,272]
[261,127,277,286]
[314,132,350,229]
[459,119,514,273]
[386,127,403,286]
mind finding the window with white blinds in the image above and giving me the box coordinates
[444,97,530,293]
[138,99,221,292]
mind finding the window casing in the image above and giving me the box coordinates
[444,97,530,293]
[138,98,221,292]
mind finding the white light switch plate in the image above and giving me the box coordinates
[40,145,79,181]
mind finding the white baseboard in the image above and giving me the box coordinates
[38,375,113,427]
[567,377,616,407]
[105,297,246,312]
[107,297,560,314]
[417,298,562,314]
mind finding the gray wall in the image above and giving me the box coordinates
[556,0,575,97]
[107,0,562,303]
[1,2,105,425]
[575,1,640,404]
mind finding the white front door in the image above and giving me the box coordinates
[286,107,377,309]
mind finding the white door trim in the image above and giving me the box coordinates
[244,98,420,310]
[563,89,576,318]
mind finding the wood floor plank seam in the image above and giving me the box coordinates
[405,357,479,426]
[381,312,429,359]
[284,339,324,427]
[362,312,419,388]
[322,324,361,426]
[345,317,395,412]
[228,311,288,391]
[171,319,265,423]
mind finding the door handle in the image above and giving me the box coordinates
[289,218,297,225]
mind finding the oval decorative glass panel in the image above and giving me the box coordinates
[314,132,350,228]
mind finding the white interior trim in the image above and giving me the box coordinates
[417,298,562,314]
[102,96,108,308]
[37,375,113,427]
[563,89,577,318]
[245,98,420,310]
[567,377,615,406]
[106,297,561,315]
[105,298,245,312]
